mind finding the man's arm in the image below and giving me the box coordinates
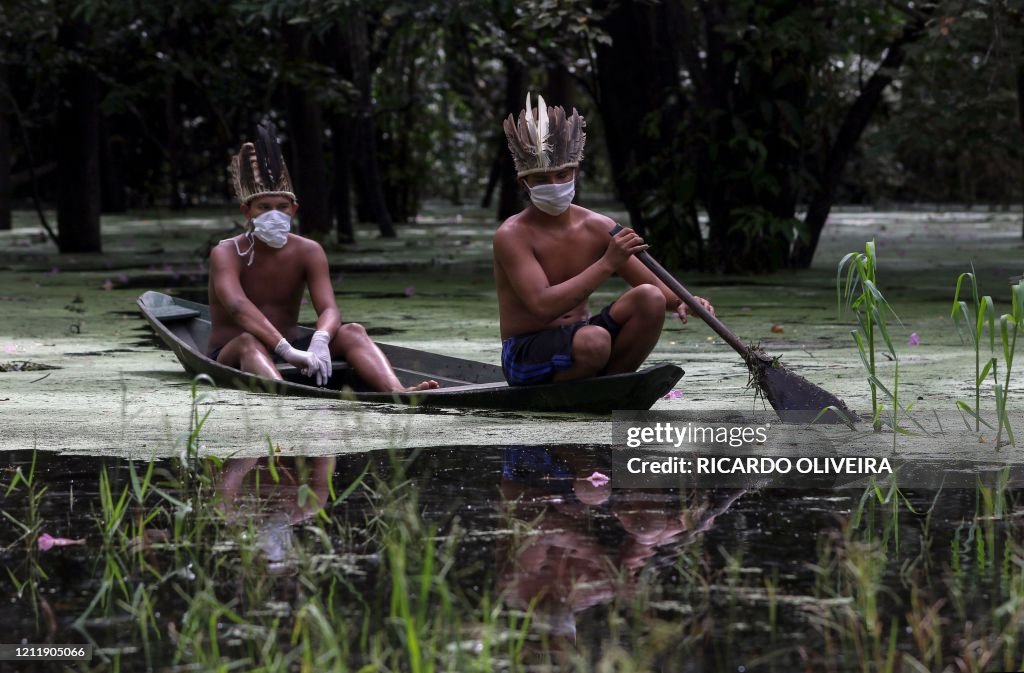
[493,226,645,322]
[616,247,715,323]
[618,256,682,310]
[210,244,287,350]
[304,241,341,338]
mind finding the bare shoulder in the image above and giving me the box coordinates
[493,212,529,249]
[579,208,617,236]
[210,237,242,265]
[291,234,326,255]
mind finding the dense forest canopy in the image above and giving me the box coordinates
[1,0,1021,270]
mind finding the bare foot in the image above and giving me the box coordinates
[404,380,439,392]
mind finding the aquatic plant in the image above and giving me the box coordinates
[951,273,1023,448]
[993,280,1024,448]
[837,241,919,440]
[1,450,49,628]
[951,268,998,434]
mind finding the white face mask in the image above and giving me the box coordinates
[528,179,575,216]
[252,209,292,248]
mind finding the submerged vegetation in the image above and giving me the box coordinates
[2,419,1024,671]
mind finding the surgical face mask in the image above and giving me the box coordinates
[528,179,575,216]
[252,209,292,248]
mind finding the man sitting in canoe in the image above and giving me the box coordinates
[207,121,437,392]
[493,94,714,386]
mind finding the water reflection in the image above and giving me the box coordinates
[498,446,745,643]
[215,456,336,571]
[1,447,1022,671]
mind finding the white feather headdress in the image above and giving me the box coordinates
[503,92,586,178]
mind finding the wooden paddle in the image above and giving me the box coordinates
[610,224,855,423]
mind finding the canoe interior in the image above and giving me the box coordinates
[136,290,683,413]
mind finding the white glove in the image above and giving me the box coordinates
[274,338,318,378]
[307,330,332,386]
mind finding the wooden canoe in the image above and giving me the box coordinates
[136,291,683,414]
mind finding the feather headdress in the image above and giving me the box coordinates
[503,92,586,177]
[228,120,296,205]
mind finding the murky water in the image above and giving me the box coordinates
[2,447,1022,672]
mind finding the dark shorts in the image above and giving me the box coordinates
[501,447,574,494]
[500,304,622,386]
[207,332,314,363]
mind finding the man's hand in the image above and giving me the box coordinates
[307,331,333,387]
[675,296,715,324]
[274,339,319,379]
[602,228,649,272]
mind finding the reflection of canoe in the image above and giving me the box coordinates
[137,291,684,414]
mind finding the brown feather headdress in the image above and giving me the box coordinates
[228,121,296,205]
[503,92,586,177]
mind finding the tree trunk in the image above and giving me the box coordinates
[285,28,331,239]
[497,57,526,222]
[1018,36,1024,239]
[593,1,682,238]
[792,15,929,268]
[545,65,574,110]
[0,49,11,231]
[330,113,355,243]
[100,116,126,213]
[348,11,395,238]
[481,144,502,209]
[326,26,355,243]
[163,74,186,210]
[56,20,101,253]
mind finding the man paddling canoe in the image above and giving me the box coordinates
[207,121,437,392]
[493,93,714,386]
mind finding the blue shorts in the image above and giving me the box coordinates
[500,304,622,386]
[208,332,314,362]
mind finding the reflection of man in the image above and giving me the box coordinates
[498,447,744,641]
[215,455,336,570]
[494,94,714,386]
[207,121,437,392]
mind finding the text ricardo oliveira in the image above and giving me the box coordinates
[624,456,892,475]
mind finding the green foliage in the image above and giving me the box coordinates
[952,273,1024,448]
[837,240,919,441]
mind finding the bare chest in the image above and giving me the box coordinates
[531,231,606,284]
[238,251,306,305]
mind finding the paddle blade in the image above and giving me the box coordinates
[757,363,857,424]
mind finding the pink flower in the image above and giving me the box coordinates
[403,286,416,297]
[908,332,920,346]
[662,389,683,400]
[37,533,85,551]
[584,471,610,487]
[3,344,16,354]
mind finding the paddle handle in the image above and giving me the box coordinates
[609,224,754,359]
